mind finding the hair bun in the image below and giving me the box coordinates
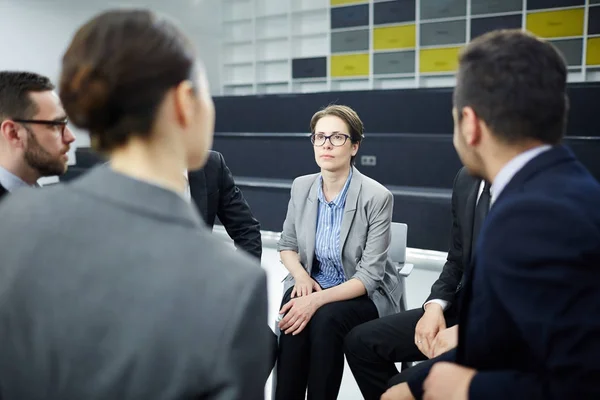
[60,63,115,132]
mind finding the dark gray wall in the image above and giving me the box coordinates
[63,83,600,252]
[210,83,600,251]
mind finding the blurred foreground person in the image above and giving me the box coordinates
[0,9,270,400]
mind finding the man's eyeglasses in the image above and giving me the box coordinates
[12,118,69,137]
[310,133,351,147]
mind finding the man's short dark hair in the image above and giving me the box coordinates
[453,29,568,145]
[0,71,55,122]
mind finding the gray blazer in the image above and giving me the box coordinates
[277,167,401,317]
[0,165,270,400]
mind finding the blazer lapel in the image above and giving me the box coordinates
[188,170,208,223]
[305,177,319,275]
[463,180,480,265]
[339,167,361,253]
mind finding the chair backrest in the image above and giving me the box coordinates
[389,222,408,264]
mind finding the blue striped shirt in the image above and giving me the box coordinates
[311,169,353,289]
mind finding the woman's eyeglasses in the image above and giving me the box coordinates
[310,133,351,147]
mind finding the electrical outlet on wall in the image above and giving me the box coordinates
[361,155,377,166]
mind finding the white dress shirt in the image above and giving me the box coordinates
[424,145,552,312]
[0,166,37,191]
[182,170,191,202]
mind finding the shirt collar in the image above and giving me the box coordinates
[318,168,353,208]
[73,164,203,227]
[490,144,552,205]
[182,170,191,202]
[0,165,35,192]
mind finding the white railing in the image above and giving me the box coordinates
[212,225,447,272]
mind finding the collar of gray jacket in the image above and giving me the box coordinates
[307,166,362,213]
[71,164,203,228]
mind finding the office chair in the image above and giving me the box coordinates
[389,222,413,313]
[389,222,416,372]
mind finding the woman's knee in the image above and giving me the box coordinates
[308,301,353,337]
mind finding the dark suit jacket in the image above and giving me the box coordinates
[188,151,262,260]
[0,165,271,400]
[0,183,7,200]
[410,145,600,399]
[425,167,480,310]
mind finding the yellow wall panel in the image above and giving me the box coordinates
[331,53,369,77]
[587,37,600,66]
[526,8,584,38]
[331,0,366,5]
[419,47,461,73]
[373,25,416,50]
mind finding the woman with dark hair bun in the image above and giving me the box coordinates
[0,9,271,400]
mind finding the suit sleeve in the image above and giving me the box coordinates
[277,181,298,253]
[215,153,263,260]
[211,270,271,400]
[352,190,394,296]
[406,349,457,399]
[425,173,465,305]
[467,197,600,400]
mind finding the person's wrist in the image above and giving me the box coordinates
[311,290,326,308]
[291,267,308,281]
[424,302,443,314]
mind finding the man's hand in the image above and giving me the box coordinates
[423,362,476,400]
[381,382,415,400]
[430,325,459,358]
[291,274,322,298]
[278,293,322,335]
[415,303,446,357]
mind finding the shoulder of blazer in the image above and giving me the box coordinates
[291,173,320,195]
[188,150,224,174]
[204,150,225,176]
[189,151,223,189]
[354,169,392,202]
[454,166,480,197]
[455,166,479,186]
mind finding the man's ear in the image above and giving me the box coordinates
[461,106,482,147]
[0,120,25,148]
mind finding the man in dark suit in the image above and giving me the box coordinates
[344,167,486,400]
[384,29,600,400]
[188,150,262,260]
[0,71,75,199]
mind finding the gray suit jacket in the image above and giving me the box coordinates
[277,167,401,317]
[0,165,270,400]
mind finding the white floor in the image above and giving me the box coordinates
[260,247,440,400]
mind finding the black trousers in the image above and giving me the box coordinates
[267,326,278,379]
[389,355,440,386]
[274,286,378,400]
[343,306,458,400]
